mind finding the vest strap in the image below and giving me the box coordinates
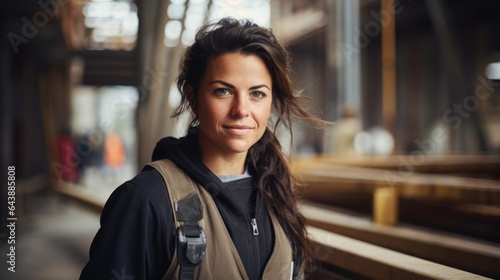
[147,160,206,280]
[179,265,195,280]
[177,226,206,280]
[175,190,206,280]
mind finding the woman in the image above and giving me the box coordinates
[81,17,323,280]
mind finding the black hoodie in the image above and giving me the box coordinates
[80,131,274,280]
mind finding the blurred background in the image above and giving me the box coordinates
[1,0,500,279]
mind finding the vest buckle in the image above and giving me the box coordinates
[177,226,206,265]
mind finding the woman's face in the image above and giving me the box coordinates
[196,52,273,158]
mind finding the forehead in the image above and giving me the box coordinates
[202,53,272,84]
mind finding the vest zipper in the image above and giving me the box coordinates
[250,217,260,279]
[251,218,259,235]
[250,193,262,280]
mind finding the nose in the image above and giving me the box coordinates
[230,96,249,118]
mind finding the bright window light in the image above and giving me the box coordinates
[486,62,500,80]
[163,0,270,48]
[82,0,138,50]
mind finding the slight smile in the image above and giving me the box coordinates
[223,125,254,136]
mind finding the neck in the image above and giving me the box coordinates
[201,151,247,176]
[198,140,247,177]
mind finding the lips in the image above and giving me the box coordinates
[223,125,254,136]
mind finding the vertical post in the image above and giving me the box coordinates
[324,0,361,155]
[381,0,397,143]
[136,0,170,168]
[341,0,361,115]
[424,0,490,153]
[374,186,398,225]
[39,74,59,185]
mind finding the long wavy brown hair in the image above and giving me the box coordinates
[172,17,323,273]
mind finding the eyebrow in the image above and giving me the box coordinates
[208,80,270,91]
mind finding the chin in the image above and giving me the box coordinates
[223,140,254,154]
[225,145,252,154]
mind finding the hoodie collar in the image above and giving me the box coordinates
[151,129,224,197]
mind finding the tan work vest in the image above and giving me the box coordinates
[148,159,293,280]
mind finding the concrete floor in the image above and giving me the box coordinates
[0,192,101,280]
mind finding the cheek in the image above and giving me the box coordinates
[263,102,273,120]
[256,105,272,125]
[199,99,225,123]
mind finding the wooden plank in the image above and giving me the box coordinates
[398,198,500,243]
[294,155,500,175]
[294,163,500,204]
[302,202,500,278]
[17,175,49,195]
[17,175,50,217]
[53,182,109,214]
[308,226,491,279]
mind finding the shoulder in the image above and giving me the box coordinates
[82,170,175,280]
[128,168,169,202]
[102,168,171,219]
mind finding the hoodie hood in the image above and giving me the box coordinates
[151,130,224,197]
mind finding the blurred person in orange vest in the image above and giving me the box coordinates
[103,132,125,170]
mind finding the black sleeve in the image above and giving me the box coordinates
[80,170,175,280]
